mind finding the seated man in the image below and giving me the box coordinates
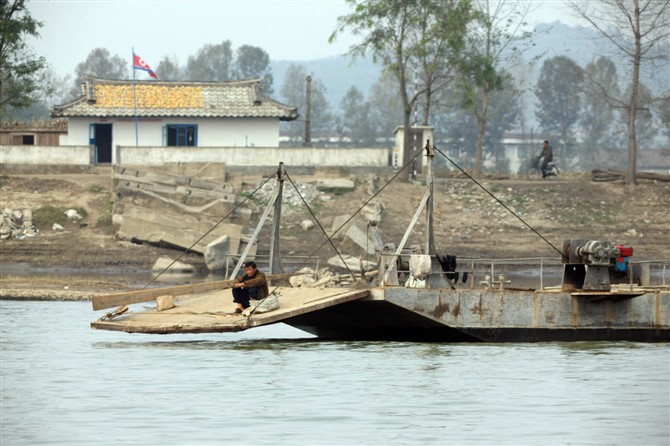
[232,261,268,313]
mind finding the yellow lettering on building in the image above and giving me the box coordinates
[93,85,203,109]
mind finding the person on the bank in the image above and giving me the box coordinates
[232,261,268,313]
[539,140,553,178]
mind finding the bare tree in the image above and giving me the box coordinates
[568,0,670,185]
[459,0,534,179]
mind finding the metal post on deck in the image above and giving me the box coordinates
[425,139,435,256]
[424,140,448,289]
[269,162,285,275]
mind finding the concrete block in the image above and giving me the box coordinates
[205,235,230,271]
[156,295,175,311]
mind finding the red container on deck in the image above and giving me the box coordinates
[617,246,634,257]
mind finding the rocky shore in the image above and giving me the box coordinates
[1,167,669,301]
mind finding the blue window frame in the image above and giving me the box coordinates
[165,124,197,147]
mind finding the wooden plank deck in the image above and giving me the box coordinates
[91,287,370,334]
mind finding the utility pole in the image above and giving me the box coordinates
[304,75,312,147]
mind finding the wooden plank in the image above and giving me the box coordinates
[92,272,298,310]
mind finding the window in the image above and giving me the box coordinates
[11,134,35,145]
[165,124,197,147]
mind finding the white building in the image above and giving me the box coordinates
[51,78,298,163]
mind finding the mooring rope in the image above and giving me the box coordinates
[244,149,425,318]
[140,169,278,290]
[285,172,357,279]
[433,146,565,259]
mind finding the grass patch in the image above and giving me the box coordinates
[95,214,115,234]
[89,184,106,193]
[316,186,352,196]
[33,205,88,229]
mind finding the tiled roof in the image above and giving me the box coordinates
[52,78,298,121]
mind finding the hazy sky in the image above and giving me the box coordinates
[27,0,581,78]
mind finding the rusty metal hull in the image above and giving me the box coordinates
[282,287,670,342]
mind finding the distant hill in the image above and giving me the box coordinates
[271,56,382,109]
[269,20,668,120]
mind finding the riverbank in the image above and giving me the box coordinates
[1,167,669,300]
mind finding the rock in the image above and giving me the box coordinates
[289,275,316,287]
[52,223,64,231]
[65,209,82,220]
[327,255,377,273]
[152,257,194,273]
[345,223,377,255]
[361,201,382,223]
[317,178,355,191]
[156,295,176,311]
[331,214,352,237]
[112,214,123,227]
[300,219,315,231]
[204,235,230,271]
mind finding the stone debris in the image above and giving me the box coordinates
[1,208,38,240]
[316,178,356,191]
[252,180,321,209]
[152,256,194,273]
[52,223,64,231]
[65,209,83,220]
[300,219,315,231]
[327,254,377,273]
[204,235,231,271]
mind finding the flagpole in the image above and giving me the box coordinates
[132,47,139,147]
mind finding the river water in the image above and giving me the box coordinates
[1,300,668,446]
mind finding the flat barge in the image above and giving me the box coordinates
[91,146,669,342]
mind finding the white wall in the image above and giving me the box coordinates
[65,117,280,153]
[0,145,91,165]
[0,144,389,167]
[118,146,389,167]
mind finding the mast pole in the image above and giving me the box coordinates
[425,139,448,289]
[268,162,285,275]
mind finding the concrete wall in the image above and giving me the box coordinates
[0,145,91,165]
[0,144,389,167]
[117,146,389,167]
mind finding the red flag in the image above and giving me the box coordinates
[133,53,157,79]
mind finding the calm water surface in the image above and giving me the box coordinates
[1,300,668,445]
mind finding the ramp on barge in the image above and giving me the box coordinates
[91,286,370,334]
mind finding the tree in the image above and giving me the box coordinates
[331,0,472,180]
[368,72,403,140]
[156,55,182,81]
[234,45,274,94]
[339,86,376,146]
[535,55,585,162]
[580,56,620,164]
[412,0,471,126]
[457,0,533,178]
[0,0,47,119]
[279,64,333,143]
[619,82,658,148]
[185,41,233,81]
[445,71,521,173]
[68,48,128,100]
[569,0,670,185]
[658,96,670,146]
